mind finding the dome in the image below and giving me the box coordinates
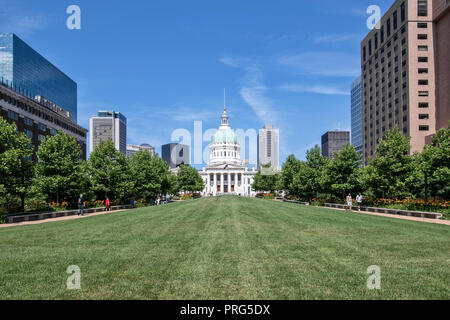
[212,127,237,144]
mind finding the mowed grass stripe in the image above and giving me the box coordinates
[0,196,448,299]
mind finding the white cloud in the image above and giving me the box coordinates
[277,52,361,77]
[280,84,349,96]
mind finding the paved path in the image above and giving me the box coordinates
[323,206,450,226]
[0,209,131,229]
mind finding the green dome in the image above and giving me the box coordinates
[212,128,237,144]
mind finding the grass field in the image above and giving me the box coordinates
[0,196,449,300]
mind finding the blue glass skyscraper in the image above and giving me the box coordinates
[351,76,362,158]
[0,33,77,123]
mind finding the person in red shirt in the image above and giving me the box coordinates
[105,197,111,212]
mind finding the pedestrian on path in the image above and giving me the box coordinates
[356,193,363,211]
[105,197,111,212]
[346,194,353,211]
[78,194,85,216]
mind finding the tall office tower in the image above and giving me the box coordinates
[126,143,156,157]
[360,0,450,165]
[0,33,77,123]
[89,111,127,155]
[321,131,350,159]
[257,125,279,169]
[351,77,363,158]
[162,143,190,169]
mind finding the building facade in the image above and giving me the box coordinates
[321,131,350,159]
[0,33,78,123]
[360,0,450,165]
[351,76,363,157]
[89,111,127,155]
[199,108,256,196]
[126,143,156,157]
[257,124,280,169]
[0,82,87,161]
[162,143,190,169]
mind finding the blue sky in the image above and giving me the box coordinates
[0,0,394,165]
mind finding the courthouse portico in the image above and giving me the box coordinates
[200,108,256,196]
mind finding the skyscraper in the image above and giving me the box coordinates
[89,111,127,155]
[162,143,190,169]
[126,143,156,157]
[0,33,78,123]
[351,76,363,157]
[360,0,450,165]
[321,131,350,159]
[257,125,279,169]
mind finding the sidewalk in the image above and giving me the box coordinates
[0,209,131,229]
[323,206,450,226]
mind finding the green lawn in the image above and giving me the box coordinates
[0,196,449,300]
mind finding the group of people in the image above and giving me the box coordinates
[345,193,364,211]
[154,195,169,206]
[77,194,111,216]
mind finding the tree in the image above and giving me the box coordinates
[252,164,280,194]
[88,139,132,202]
[0,118,34,211]
[35,131,88,204]
[418,127,450,199]
[321,144,361,200]
[176,165,204,193]
[129,150,174,201]
[366,127,415,198]
[280,154,301,195]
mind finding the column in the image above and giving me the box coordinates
[221,173,224,194]
[207,175,210,195]
[214,173,217,194]
[228,173,231,193]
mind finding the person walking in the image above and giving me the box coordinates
[356,193,363,211]
[346,193,353,211]
[78,194,85,216]
[105,197,111,212]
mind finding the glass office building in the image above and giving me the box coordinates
[350,76,362,157]
[0,33,77,123]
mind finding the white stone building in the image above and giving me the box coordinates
[200,108,256,196]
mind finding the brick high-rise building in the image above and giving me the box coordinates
[321,131,350,159]
[360,0,450,165]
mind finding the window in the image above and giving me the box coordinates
[418,0,428,16]
[8,110,19,121]
[418,34,428,40]
[418,80,428,85]
[375,33,378,50]
[419,91,429,96]
[401,2,406,22]
[418,57,428,63]
[369,39,372,56]
[418,22,428,28]
[419,102,429,108]
[419,125,429,131]
[38,123,47,132]
[380,26,385,43]
[419,114,429,120]
[393,11,398,29]
[387,18,391,36]
[363,46,366,61]
[418,45,428,51]
[418,68,428,74]
[24,129,33,139]
[50,128,57,135]
[38,134,46,142]
[24,117,34,127]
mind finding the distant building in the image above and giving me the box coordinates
[126,143,155,157]
[89,111,127,155]
[321,131,350,159]
[0,81,87,161]
[257,125,279,169]
[351,76,363,158]
[161,143,190,169]
[360,0,450,165]
[0,33,78,123]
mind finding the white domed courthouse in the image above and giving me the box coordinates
[200,108,256,196]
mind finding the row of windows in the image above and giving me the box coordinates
[0,90,85,138]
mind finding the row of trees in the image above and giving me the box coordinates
[0,118,204,213]
[252,126,450,201]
